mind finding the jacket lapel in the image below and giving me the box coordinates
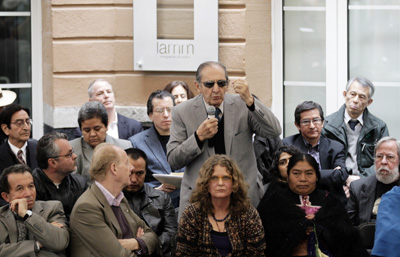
[117,113,128,139]
[193,95,215,156]
[1,209,19,243]
[223,95,235,155]
[81,138,94,165]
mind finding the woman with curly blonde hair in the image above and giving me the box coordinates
[175,155,266,257]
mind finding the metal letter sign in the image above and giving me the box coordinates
[133,0,218,71]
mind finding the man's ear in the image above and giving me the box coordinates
[110,163,117,176]
[195,81,201,94]
[295,121,301,132]
[367,98,373,107]
[1,192,9,202]
[48,158,56,168]
[342,90,347,98]
[1,124,10,136]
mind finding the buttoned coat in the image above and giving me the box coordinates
[0,200,69,257]
[346,175,378,226]
[69,135,132,181]
[74,113,143,140]
[283,133,349,204]
[70,183,161,257]
[129,126,184,187]
[167,94,282,217]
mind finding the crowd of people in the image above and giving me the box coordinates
[0,60,399,257]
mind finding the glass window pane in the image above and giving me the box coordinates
[284,11,326,82]
[349,0,400,5]
[0,16,31,83]
[284,86,326,136]
[284,0,325,7]
[0,0,30,12]
[349,9,400,82]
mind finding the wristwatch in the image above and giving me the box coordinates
[22,210,33,221]
[34,240,40,253]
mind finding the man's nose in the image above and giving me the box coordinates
[212,83,220,92]
[177,96,182,103]
[23,188,33,198]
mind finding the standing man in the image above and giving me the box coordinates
[167,61,282,217]
[346,137,400,226]
[75,79,143,139]
[322,76,389,189]
[70,143,161,256]
[0,164,69,256]
[283,101,348,203]
[129,90,183,207]
[33,131,88,220]
[123,148,177,257]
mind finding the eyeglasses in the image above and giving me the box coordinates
[11,119,32,128]
[153,107,173,114]
[131,171,145,177]
[375,154,397,163]
[299,118,322,126]
[51,150,75,159]
[210,175,232,183]
[200,80,229,88]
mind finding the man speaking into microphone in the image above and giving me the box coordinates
[167,61,282,218]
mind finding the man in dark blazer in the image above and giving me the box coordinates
[0,104,38,206]
[74,79,143,140]
[167,61,282,218]
[129,90,184,207]
[70,143,161,256]
[283,101,348,204]
[0,164,69,256]
[346,137,400,226]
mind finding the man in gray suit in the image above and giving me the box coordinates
[0,164,69,256]
[70,143,161,257]
[346,136,400,226]
[70,101,132,181]
[167,61,282,217]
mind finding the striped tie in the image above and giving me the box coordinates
[17,150,25,164]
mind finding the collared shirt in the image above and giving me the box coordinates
[95,181,124,206]
[344,110,364,128]
[302,136,321,169]
[344,111,363,175]
[107,111,119,139]
[203,98,224,119]
[8,140,27,164]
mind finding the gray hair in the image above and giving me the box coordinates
[78,101,108,129]
[87,79,113,99]
[345,76,375,99]
[375,136,400,159]
[195,61,229,83]
[37,131,68,170]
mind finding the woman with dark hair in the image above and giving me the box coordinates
[258,153,368,257]
[163,80,194,104]
[175,155,266,256]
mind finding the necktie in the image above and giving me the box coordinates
[17,150,25,164]
[215,108,222,123]
[348,120,359,131]
[16,218,28,242]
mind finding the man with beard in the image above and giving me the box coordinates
[346,137,400,226]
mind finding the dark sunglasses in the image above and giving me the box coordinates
[200,80,229,88]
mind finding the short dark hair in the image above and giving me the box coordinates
[163,80,195,99]
[0,104,31,137]
[0,164,32,194]
[78,101,108,129]
[36,131,68,170]
[195,61,229,83]
[146,90,175,115]
[286,153,321,181]
[269,145,303,181]
[294,101,324,126]
[125,148,148,167]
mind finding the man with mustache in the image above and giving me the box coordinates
[0,164,69,256]
[346,137,400,225]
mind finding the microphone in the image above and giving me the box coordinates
[207,106,216,119]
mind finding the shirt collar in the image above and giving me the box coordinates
[95,181,125,206]
[8,140,28,155]
[344,110,364,126]
[301,136,320,151]
[202,97,224,114]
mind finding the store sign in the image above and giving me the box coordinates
[133,0,218,71]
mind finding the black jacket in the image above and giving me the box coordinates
[32,168,88,221]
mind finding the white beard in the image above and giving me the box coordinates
[376,166,400,184]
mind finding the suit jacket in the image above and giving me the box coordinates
[74,113,143,140]
[69,135,132,181]
[0,200,69,257]
[346,175,378,226]
[0,138,38,174]
[70,183,161,257]
[282,133,348,203]
[129,126,184,187]
[167,94,282,218]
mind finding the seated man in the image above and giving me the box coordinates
[0,164,69,256]
[70,101,132,181]
[283,101,348,204]
[129,90,183,207]
[70,143,160,256]
[75,79,143,139]
[123,148,177,257]
[33,131,88,220]
[346,137,400,226]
